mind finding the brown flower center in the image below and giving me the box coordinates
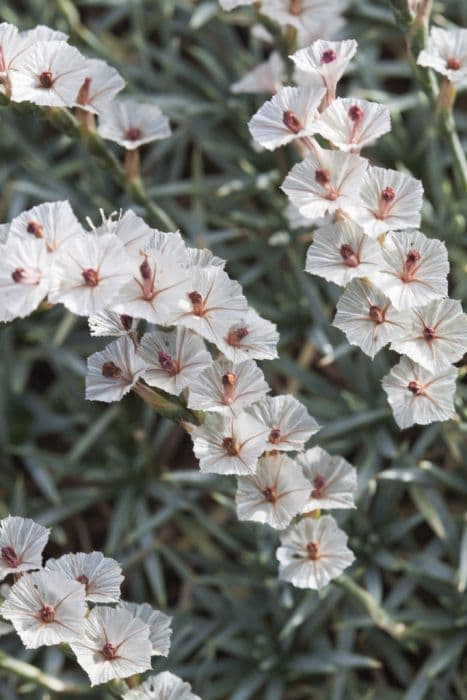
[289,0,303,15]
[221,372,236,404]
[39,71,54,89]
[269,427,281,444]
[339,243,359,267]
[263,485,278,503]
[446,57,461,71]
[408,380,424,396]
[222,436,239,456]
[376,186,396,220]
[102,361,122,379]
[188,290,205,316]
[102,641,118,660]
[306,541,321,560]
[311,473,326,498]
[82,268,99,287]
[41,604,55,623]
[282,109,303,134]
[158,351,179,376]
[321,49,337,64]
[423,325,436,341]
[11,268,25,283]
[369,304,385,324]
[315,168,330,185]
[1,545,20,568]
[348,104,364,122]
[125,127,142,141]
[401,248,421,281]
[226,326,249,347]
[27,220,45,239]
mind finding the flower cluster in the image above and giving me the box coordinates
[0,21,171,153]
[248,37,467,430]
[0,197,356,590]
[0,515,199,696]
[219,0,347,95]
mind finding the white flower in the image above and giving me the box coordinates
[371,229,449,310]
[186,247,225,269]
[89,309,139,339]
[0,238,50,322]
[249,395,320,451]
[8,200,85,253]
[192,412,269,476]
[349,165,424,238]
[70,606,152,686]
[19,25,68,45]
[219,0,255,8]
[236,453,311,529]
[171,266,248,347]
[390,299,467,373]
[1,570,85,648]
[0,223,9,243]
[315,97,391,152]
[298,447,357,512]
[122,671,201,700]
[281,147,368,220]
[248,85,325,151]
[382,356,458,429]
[97,98,171,150]
[291,39,358,100]
[0,516,49,581]
[118,601,172,656]
[45,552,123,603]
[277,515,355,589]
[139,327,211,396]
[93,209,154,258]
[49,233,133,315]
[75,57,125,114]
[261,2,347,48]
[86,336,146,403]
[305,219,384,286]
[188,358,269,417]
[112,239,188,326]
[0,23,23,90]
[231,52,285,94]
[417,27,467,85]
[286,202,328,231]
[10,40,88,107]
[216,308,279,362]
[333,278,409,358]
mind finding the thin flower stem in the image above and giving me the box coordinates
[388,0,467,194]
[0,650,92,695]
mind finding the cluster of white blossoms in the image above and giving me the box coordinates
[219,0,347,95]
[0,21,170,150]
[247,36,467,430]
[0,196,356,590]
[0,516,199,697]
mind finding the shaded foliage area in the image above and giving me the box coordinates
[0,0,466,698]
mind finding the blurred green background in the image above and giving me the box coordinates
[0,1,466,698]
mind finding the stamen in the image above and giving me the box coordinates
[27,220,45,239]
[101,642,118,660]
[125,127,142,141]
[76,574,89,591]
[408,380,423,396]
[446,57,461,71]
[226,326,248,347]
[339,243,359,267]
[158,351,179,376]
[283,109,303,134]
[11,268,25,283]
[11,267,41,285]
[82,268,99,286]
[381,186,396,202]
[222,436,239,456]
[188,291,204,316]
[401,249,421,282]
[348,105,364,122]
[269,427,281,444]
[39,71,54,89]
[40,604,55,623]
[306,541,321,560]
[315,168,331,185]
[311,474,326,498]
[262,485,278,503]
[221,371,236,404]
[1,545,20,568]
[375,186,396,220]
[369,305,385,324]
[102,361,122,379]
[423,326,436,341]
[321,49,337,64]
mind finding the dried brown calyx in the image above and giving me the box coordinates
[283,109,303,134]
[222,436,239,456]
[306,541,321,560]
[369,304,385,324]
[1,545,20,568]
[39,71,54,88]
[311,474,326,498]
[339,243,359,268]
[102,361,122,379]
[82,268,99,287]
[76,76,92,105]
